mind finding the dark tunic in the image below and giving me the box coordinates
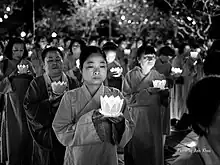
[0,58,35,165]
[23,75,79,165]
[155,58,173,135]
[105,60,123,91]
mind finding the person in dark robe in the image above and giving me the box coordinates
[0,38,35,165]
[63,38,86,84]
[23,47,79,165]
[116,37,129,76]
[103,42,123,91]
[122,45,169,165]
[171,43,189,120]
[154,45,175,145]
[172,76,220,165]
[52,46,135,165]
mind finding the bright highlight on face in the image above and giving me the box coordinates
[139,53,156,69]
[106,51,116,64]
[82,53,107,86]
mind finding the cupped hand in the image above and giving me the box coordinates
[107,114,125,124]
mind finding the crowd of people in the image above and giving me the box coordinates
[0,35,219,165]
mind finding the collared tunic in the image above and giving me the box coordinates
[52,84,135,165]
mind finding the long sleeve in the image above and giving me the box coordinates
[24,80,52,127]
[122,73,133,102]
[113,90,135,148]
[119,97,135,148]
[52,92,76,147]
[52,91,101,147]
[0,77,12,94]
[23,78,58,150]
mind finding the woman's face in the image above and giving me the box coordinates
[71,42,81,59]
[82,53,107,86]
[106,50,116,64]
[139,53,156,69]
[44,51,63,77]
[12,43,25,61]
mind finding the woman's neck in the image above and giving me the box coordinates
[85,83,101,96]
[49,73,62,82]
[141,66,152,75]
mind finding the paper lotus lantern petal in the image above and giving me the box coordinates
[100,95,124,117]
[152,80,166,89]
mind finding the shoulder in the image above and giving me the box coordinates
[151,69,165,78]
[126,66,140,76]
[64,87,81,101]
[31,76,44,86]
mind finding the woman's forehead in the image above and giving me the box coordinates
[13,43,24,48]
[85,53,106,63]
[142,53,155,57]
[46,51,61,58]
[106,51,116,56]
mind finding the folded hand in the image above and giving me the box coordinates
[107,115,125,124]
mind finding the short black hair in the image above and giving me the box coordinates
[79,46,107,70]
[186,76,220,136]
[203,51,220,76]
[41,47,64,62]
[158,46,175,57]
[4,38,28,60]
[137,45,156,59]
[102,41,118,52]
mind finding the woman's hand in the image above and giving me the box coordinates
[107,115,125,124]
[49,95,63,108]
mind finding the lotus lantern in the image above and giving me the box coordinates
[99,95,124,117]
[17,64,29,74]
[152,80,166,89]
[171,67,183,74]
[51,81,67,94]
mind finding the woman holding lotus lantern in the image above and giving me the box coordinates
[122,45,169,165]
[23,47,79,165]
[0,38,35,165]
[52,46,135,165]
